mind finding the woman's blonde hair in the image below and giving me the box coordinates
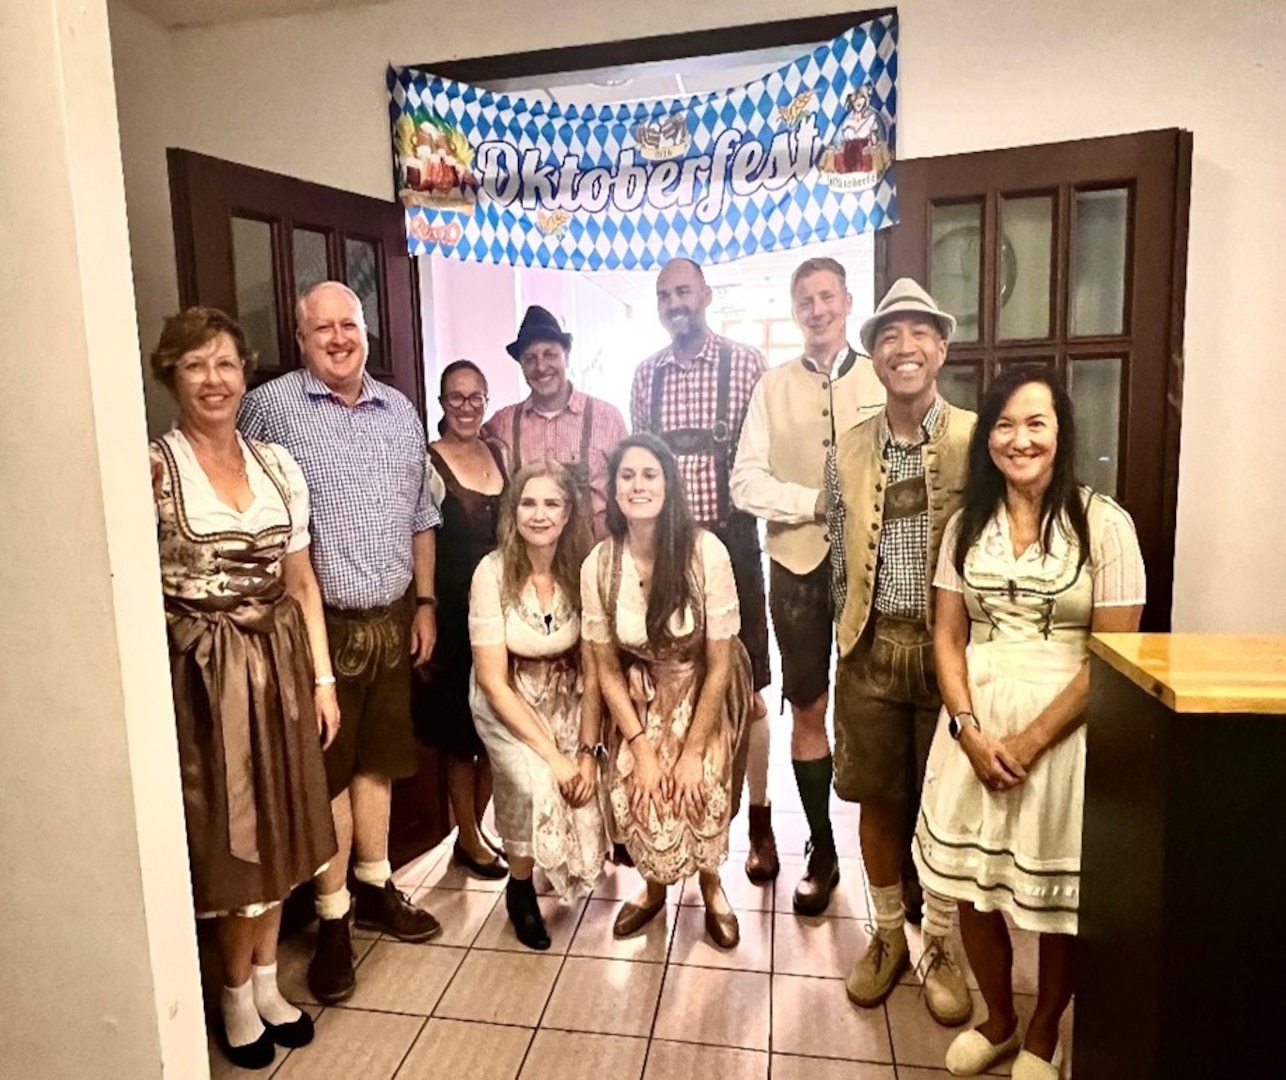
[496,460,592,611]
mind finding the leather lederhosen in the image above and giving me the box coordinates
[511,396,596,510]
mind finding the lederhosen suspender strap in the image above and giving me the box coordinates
[510,397,596,475]
[650,341,735,525]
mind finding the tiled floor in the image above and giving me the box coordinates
[208,710,1073,1079]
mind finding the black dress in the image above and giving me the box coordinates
[413,441,506,758]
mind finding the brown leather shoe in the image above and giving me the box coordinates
[792,840,840,916]
[353,879,442,943]
[307,914,356,1004]
[744,804,780,884]
[612,893,666,938]
[705,908,741,949]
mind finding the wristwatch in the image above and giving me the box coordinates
[415,595,438,608]
[948,711,979,740]
[577,743,607,760]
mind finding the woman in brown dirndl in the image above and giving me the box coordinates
[581,434,752,949]
[149,308,337,1071]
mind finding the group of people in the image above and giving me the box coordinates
[152,253,1145,1079]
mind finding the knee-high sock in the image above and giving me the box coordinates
[792,755,834,850]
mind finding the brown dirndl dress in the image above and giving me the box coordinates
[153,433,336,917]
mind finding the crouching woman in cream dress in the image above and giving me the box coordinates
[581,434,752,950]
[911,371,1145,1080]
[470,461,609,950]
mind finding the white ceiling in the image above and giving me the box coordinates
[122,0,391,30]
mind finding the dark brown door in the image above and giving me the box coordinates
[168,148,447,870]
[167,148,425,414]
[877,129,1190,630]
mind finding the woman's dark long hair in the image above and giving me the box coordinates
[953,368,1091,573]
[605,433,696,647]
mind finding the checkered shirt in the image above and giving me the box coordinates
[238,369,439,610]
[828,397,943,618]
[630,333,766,526]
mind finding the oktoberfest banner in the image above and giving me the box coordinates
[387,14,897,269]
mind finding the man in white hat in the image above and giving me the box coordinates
[829,278,977,1024]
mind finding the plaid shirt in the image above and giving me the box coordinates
[630,333,765,526]
[238,369,439,610]
[828,397,943,618]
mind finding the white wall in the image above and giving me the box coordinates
[2,1,207,1076]
[109,0,1286,632]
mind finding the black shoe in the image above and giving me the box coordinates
[264,1009,314,1049]
[220,1024,276,1070]
[307,914,356,1004]
[353,878,442,943]
[454,840,509,880]
[792,839,840,916]
[505,877,551,951]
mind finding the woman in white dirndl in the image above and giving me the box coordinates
[912,371,1145,1079]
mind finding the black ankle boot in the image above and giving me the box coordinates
[505,876,551,951]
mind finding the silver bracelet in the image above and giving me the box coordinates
[315,675,337,687]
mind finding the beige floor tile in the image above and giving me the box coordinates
[392,844,449,892]
[643,1040,768,1080]
[433,949,562,1026]
[770,973,893,1062]
[653,966,771,1051]
[518,1029,648,1080]
[339,940,464,1016]
[473,894,586,954]
[276,924,377,1006]
[887,984,1035,1075]
[773,911,870,979]
[668,905,772,971]
[541,956,665,1037]
[395,1017,532,1080]
[410,885,500,948]
[590,861,683,902]
[569,898,676,963]
[270,1007,423,1080]
[773,858,870,919]
[770,1054,896,1080]
[677,868,775,911]
[896,1070,956,1080]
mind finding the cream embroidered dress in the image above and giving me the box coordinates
[581,531,753,884]
[913,491,1146,935]
[468,551,608,900]
[152,429,336,918]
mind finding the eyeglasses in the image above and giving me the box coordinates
[443,392,488,410]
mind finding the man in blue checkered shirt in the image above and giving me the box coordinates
[239,281,443,1005]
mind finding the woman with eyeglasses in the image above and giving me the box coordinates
[412,360,509,878]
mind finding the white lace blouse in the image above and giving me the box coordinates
[468,550,580,657]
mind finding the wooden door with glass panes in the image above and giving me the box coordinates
[876,129,1190,630]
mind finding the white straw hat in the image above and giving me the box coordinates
[859,278,957,353]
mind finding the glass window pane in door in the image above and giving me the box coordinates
[929,202,982,343]
[1068,356,1122,496]
[998,195,1053,340]
[231,217,280,368]
[1070,188,1129,336]
[293,227,330,299]
[938,363,979,412]
[345,237,383,367]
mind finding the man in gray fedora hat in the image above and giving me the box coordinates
[482,304,627,540]
[828,277,977,1024]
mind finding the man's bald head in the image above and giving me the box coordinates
[656,258,712,350]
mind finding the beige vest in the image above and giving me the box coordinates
[764,353,885,574]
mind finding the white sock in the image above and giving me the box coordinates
[869,882,906,935]
[252,963,302,1027]
[353,859,391,887]
[745,710,770,806]
[221,978,265,1048]
[315,886,350,922]
[922,889,955,941]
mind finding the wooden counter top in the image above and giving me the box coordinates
[1089,634,1286,714]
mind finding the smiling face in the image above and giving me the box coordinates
[791,269,853,360]
[614,446,666,523]
[655,260,712,345]
[297,283,368,396]
[870,313,948,407]
[440,366,488,440]
[989,380,1059,495]
[519,340,570,407]
[516,474,570,551]
[173,332,247,428]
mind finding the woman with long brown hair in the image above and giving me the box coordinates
[582,434,752,949]
[469,461,609,949]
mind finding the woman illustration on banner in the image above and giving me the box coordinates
[836,83,890,175]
